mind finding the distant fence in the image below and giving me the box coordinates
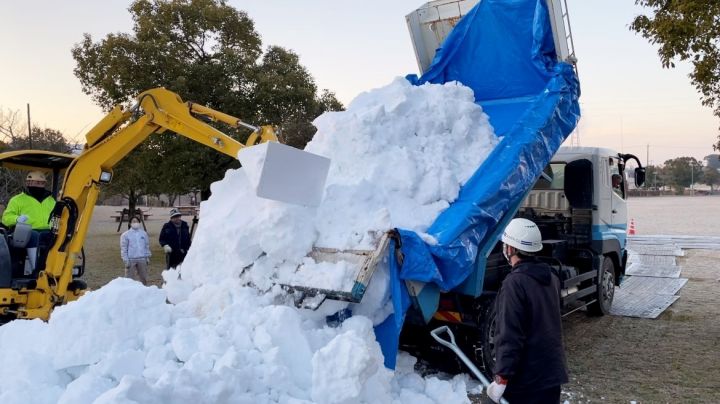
[628,189,716,197]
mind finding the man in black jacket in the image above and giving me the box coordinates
[159,208,192,269]
[487,218,568,404]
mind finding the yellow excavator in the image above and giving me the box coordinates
[0,87,329,322]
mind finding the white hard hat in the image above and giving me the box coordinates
[501,218,543,253]
[26,171,47,182]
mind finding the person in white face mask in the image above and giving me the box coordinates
[487,218,568,404]
[120,216,151,285]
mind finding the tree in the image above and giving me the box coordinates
[11,127,72,153]
[72,0,343,205]
[704,154,720,170]
[663,156,703,194]
[703,166,720,193]
[630,1,720,150]
[644,164,666,190]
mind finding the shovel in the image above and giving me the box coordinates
[430,326,509,404]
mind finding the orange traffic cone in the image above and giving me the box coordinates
[628,218,636,236]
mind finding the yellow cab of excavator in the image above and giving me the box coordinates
[0,150,78,321]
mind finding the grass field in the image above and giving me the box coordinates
[84,205,178,288]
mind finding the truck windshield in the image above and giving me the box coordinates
[534,163,566,190]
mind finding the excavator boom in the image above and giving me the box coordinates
[0,87,330,321]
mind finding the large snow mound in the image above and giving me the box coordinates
[0,78,496,403]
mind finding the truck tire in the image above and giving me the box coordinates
[475,297,498,373]
[587,256,615,316]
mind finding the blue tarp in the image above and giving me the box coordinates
[375,0,581,369]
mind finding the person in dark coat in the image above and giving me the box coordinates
[159,208,192,269]
[487,218,568,404]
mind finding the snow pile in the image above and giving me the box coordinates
[181,77,497,293]
[0,78,497,403]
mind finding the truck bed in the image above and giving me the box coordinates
[375,0,581,368]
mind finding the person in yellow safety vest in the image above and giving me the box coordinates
[1,171,56,272]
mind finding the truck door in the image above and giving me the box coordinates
[598,157,613,228]
[608,156,627,232]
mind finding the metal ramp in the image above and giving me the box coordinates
[629,235,720,250]
[611,236,690,319]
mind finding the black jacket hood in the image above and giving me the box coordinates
[512,257,552,286]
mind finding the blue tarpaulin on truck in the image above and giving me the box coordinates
[375,0,581,368]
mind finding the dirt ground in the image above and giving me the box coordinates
[561,248,720,403]
[84,199,719,403]
[467,196,720,403]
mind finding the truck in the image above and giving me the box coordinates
[290,0,645,377]
[400,146,646,373]
[395,0,645,373]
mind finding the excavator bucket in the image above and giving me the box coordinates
[238,142,331,207]
[282,232,394,309]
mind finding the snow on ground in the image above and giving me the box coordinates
[0,78,497,403]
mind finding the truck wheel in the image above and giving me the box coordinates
[587,256,615,316]
[475,298,498,373]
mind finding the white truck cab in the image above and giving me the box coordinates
[523,146,645,286]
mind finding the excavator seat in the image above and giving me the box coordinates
[0,226,53,290]
[9,222,33,248]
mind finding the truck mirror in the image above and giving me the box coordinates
[634,167,646,187]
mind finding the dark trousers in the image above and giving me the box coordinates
[502,386,561,404]
[31,231,53,272]
[166,251,187,269]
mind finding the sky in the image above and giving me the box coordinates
[0,0,718,165]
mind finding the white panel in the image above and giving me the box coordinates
[238,142,330,207]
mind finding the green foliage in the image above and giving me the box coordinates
[663,156,703,193]
[631,0,720,150]
[702,166,720,192]
[12,126,72,152]
[71,0,343,204]
[644,164,666,189]
[704,154,720,170]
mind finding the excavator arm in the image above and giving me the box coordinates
[0,88,289,320]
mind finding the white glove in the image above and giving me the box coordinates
[486,381,507,403]
[163,245,172,253]
[17,215,28,223]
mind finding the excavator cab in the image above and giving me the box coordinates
[0,151,82,292]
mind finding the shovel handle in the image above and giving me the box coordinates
[430,325,456,348]
[430,326,509,404]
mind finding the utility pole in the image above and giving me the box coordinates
[619,116,624,153]
[27,103,32,149]
[645,144,650,189]
[653,171,657,190]
[690,162,694,196]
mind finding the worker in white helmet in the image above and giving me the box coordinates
[486,218,568,404]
